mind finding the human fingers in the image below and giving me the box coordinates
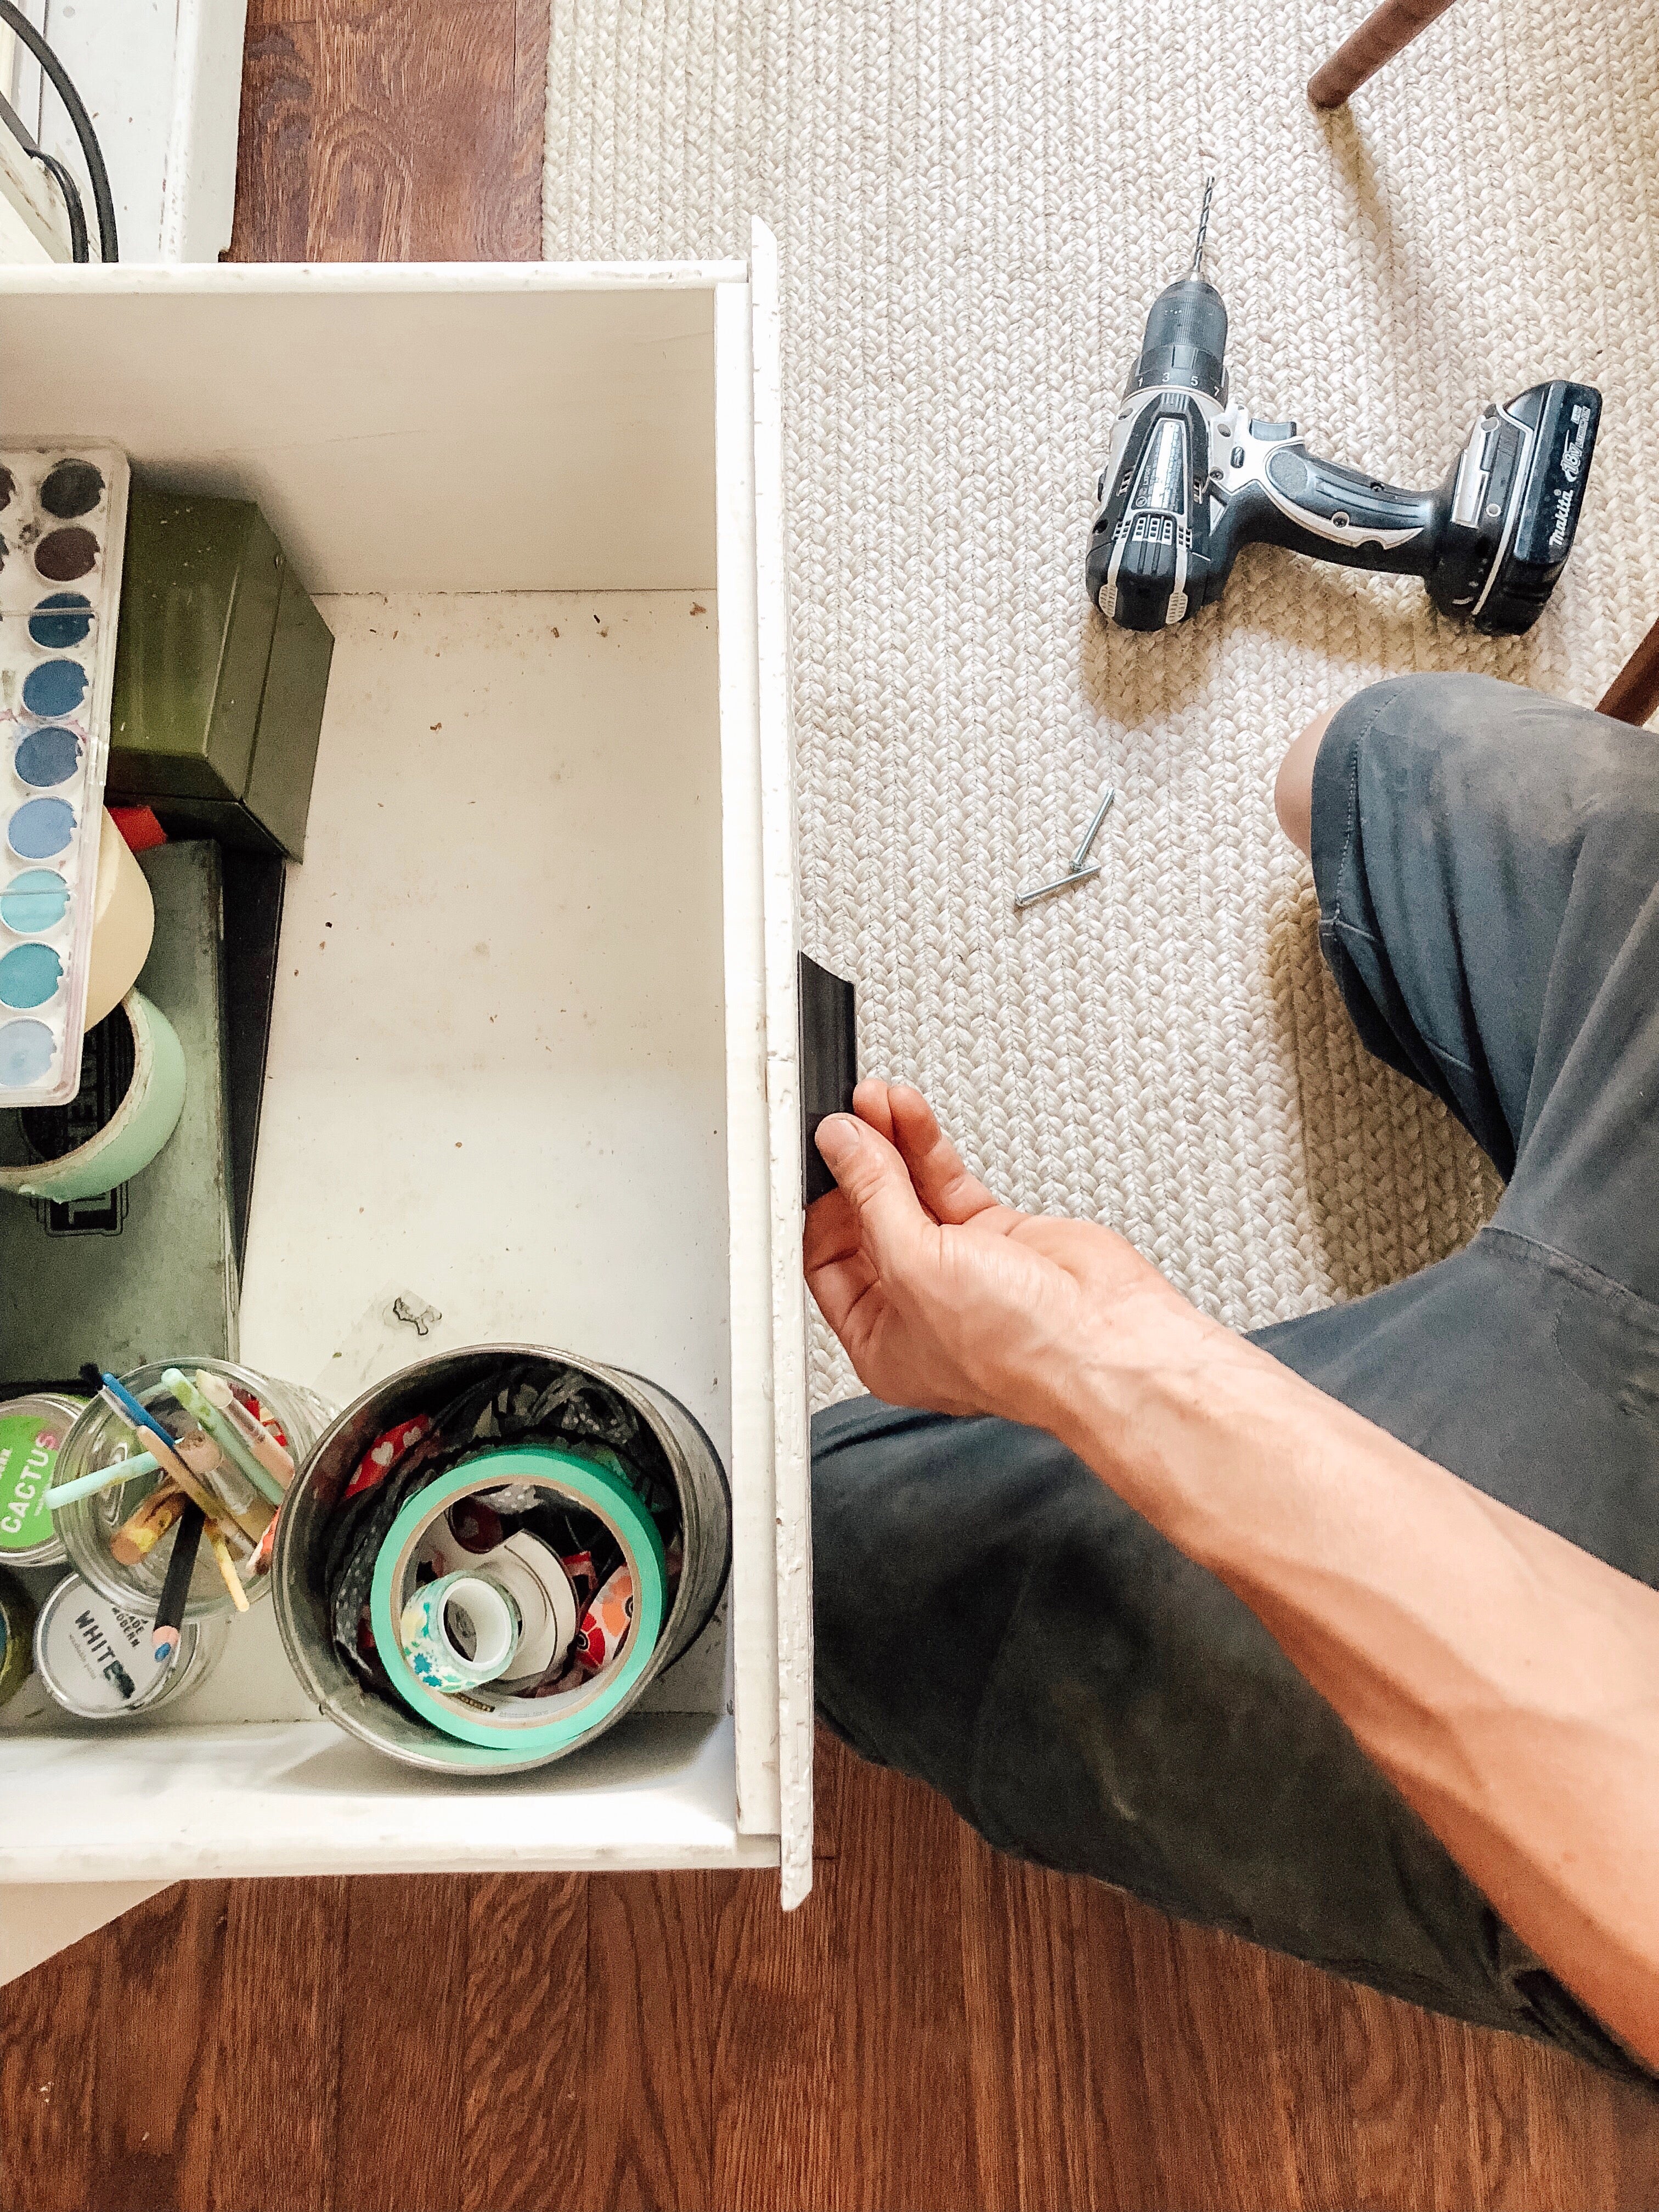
[886,1085,1009,1228]
[815,1113,932,1274]
[803,1186,859,1274]
[802,1190,881,1340]
[851,1077,897,1143]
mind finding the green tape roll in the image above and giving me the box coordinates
[0,988,185,1201]
[369,1445,665,1759]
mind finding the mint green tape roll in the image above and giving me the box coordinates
[0,988,184,1201]
[369,1446,666,1758]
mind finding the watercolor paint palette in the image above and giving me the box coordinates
[0,444,130,1106]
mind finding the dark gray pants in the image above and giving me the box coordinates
[812,675,1659,2085]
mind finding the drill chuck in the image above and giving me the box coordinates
[1133,277,1228,402]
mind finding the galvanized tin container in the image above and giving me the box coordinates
[274,1343,731,1776]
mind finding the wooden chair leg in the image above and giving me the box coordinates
[1598,616,1659,729]
[1308,0,1460,108]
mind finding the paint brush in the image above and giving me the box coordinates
[152,1500,206,1666]
[110,1480,186,1566]
[194,1370,295,1491]
[90,1370,269,1544]
[205,1522,250,1612]
[164,1369,284,1508]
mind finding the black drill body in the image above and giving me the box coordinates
[1086,194,1601,637]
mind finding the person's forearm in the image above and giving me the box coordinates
[1051,1309,1659,2069]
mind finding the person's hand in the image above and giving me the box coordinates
[803,1080,1199,1427]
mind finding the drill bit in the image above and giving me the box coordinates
[1189,173,1217,281]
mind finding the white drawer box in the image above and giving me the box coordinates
[0,228,814,1966]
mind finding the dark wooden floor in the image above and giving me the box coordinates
[3,5,1657,2207]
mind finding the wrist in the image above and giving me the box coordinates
[1043,1288,1236,1492]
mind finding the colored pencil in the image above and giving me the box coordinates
[205,1523,250,1612]
[110,1480,186,1566]
[152,1501,206,1665]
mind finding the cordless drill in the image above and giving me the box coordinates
[1086,180,1601,635]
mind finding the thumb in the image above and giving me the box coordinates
[816,1115,928,1271]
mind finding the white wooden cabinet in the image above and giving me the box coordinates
[0,227,814,1973]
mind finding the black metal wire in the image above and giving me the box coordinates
[30,148,87,260]
[0,0,116,260]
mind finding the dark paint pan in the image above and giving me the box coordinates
[29,594,93,650]
[35,528,98,583]
[38,459,104,519]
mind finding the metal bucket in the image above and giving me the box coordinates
[273,1343,731,1775]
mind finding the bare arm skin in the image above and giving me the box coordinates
[805,1082,1659,2070]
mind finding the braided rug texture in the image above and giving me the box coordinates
[545,0,1658,1409]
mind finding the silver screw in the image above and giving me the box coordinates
[1068,786,1116,875]
[1014,861,1104,911]
[1014,786,1116,910]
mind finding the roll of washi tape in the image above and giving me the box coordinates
[0,987,184,1201]
[369,1447,665,1758]
[84,811,155,1030]
[399,1570,521,1693]
[414,1523,578,1686]
[379,1462,654,1739]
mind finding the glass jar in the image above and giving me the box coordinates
[52,1359,332,1622]
[33,1572,226,1719]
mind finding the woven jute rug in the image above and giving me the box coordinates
[545,0,1657,1407]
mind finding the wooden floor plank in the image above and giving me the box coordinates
[329,1876,472,2212]
[458,1873,588,2212]
[960,1841,1168,2212]
[1111,1904,1305,2210]
[710,1868,838,2211]
[228,15,316,263]
[507,0,552,257]
[821,1756,977,2212]
[82,1883,230,2212]
[1612,2079,1659,2210]
[582,1872,719,2211]
[206,1878,350,2212]
[0,1895,108,2212]
[307,0,521,261]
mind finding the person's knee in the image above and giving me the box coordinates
[1274,705,1339,859]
